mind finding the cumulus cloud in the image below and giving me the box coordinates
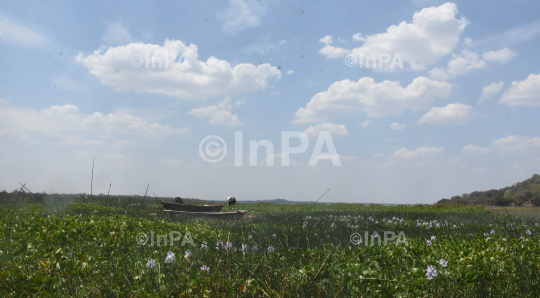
[318,35,350,58]
[303,122,349,139]
[188,98,243,127]
[492,135,540,153]
[218,0,268,34]
[462,144,491,154]
[418,103,475,125]
[76,39,281,99]
[287,70,294,75]
[477,81,504,104]
[320,3,468,71]
[0,102,187,146]
[499,73,540,106]
[389,122,406,130]
[390,146,444,160]
[361,120,371,128]
[319,35,333,45]
[188,106,242,127]
[352,33,366,42]
[0,14,50,47]
[294,76,451,123]
[482,48,517,63]
[429,50,487,81]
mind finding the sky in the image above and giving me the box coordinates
[1,0,540,204]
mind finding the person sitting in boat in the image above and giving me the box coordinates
[227,196,236,206]
[175,197,184,204]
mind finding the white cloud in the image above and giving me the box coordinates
[319,35,333,45]
[303,122,349,139]
[188,99,243,127]
[76,39,281,99]
[464,37,472,44]
[372,153,385,157]
[102,22,133,46]
[429,50,487,80]
[389,122,406,130]
[499,73,540,106]
[321,3,468,71]
[319,45,350,58]
[361,120,371,128]
[418,103,475,125]
[0,14,50,47]
[287,70,294,75]
[492,135,540,153]
[390,146,444,160]
[461,144,491,154]
[352,33,366,42]
[478,81,504,104]
[0,102,187,146]
[218,0,268,34]
[294,76,451,123]
[482,48,517,63]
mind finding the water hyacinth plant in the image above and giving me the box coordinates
[2,198,540,296]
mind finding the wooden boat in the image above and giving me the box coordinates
[159,200,225,212]
[163,210,248,220]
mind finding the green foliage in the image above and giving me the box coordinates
[531,193,540,207]
[489,196,514,206]
[0,200,539,297]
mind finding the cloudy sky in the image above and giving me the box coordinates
[1,0,540,203]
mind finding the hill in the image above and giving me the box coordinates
[437,174,540,206]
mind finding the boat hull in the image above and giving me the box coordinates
[160,200,224,212]
[163,210,248,220]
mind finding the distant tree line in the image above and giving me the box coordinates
[437,174,540,206]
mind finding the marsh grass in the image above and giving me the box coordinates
[1,190,540,297]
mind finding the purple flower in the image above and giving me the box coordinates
[439,259,448,267]
[248,235,252,240]
[201,241,208,250]
[267,245,275,253]
[216,240,223,249]
[252,245,259,252]
[526,229,532,235]
[490,229,495,234]
[426,240,432,246]
[200,265,210,272]
[430,236,436,241]
[426,265,437,280]
[165,252,175,263]
[224,242,233,251]
[146,258,156,269]
[241,244,249,253]
[184,250,192,259]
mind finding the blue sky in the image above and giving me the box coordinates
[1,0,540,203]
